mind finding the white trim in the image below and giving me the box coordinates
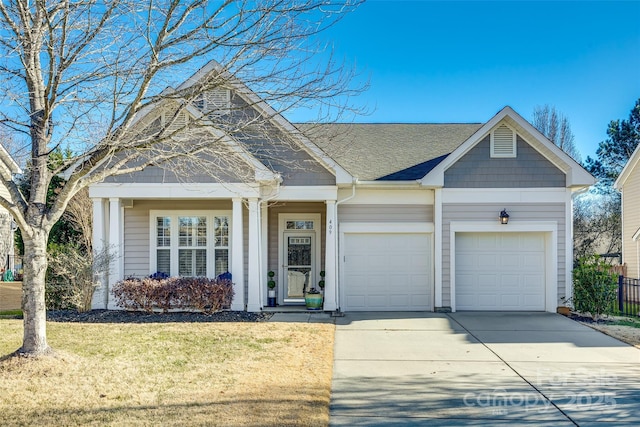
[449,221,558,313]
[148,209,232,278]
[338,188,434,205]
[246,198,262,311]
[441,188,568,204]
[565,191,574,305]
[260,203,269,306]
[615,143,640,190]
[434,188,443,308]
[231,199,245,311]
[108,198,122,310]
[340,222,434,234]
[275,186,338,201]
[324,200,338,311]
[278,213,322,305]
[90,183,261,199]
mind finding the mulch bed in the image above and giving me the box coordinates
[46,309,273,323]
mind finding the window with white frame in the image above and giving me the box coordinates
[151,211,230,277]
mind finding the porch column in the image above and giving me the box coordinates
[231,198,245,311]
[107,198,122,310]
[91,198,107,309]
[246,198,262,312]
[324,200,338,311]
[434,188,443,309]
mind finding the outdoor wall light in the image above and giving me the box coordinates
[499,209,510,225]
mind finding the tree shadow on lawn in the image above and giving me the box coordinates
[0,386,329,427]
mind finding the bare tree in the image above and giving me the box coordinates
[0,0,363,356]
[532,105,581,163]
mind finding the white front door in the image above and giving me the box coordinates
[282,233,315,303]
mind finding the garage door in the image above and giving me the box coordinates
[455,232,545,311]
[343,233,432,311]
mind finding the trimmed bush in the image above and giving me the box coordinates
[112,276,234,314]
[572,255,618,320]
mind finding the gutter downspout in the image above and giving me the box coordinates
[332,178,358,312]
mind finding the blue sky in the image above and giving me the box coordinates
[287,0,640,160]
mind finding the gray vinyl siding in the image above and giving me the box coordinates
[444,136,566,188]
[267,202,326,277]
[105,88,336,186]
[441,203,566,308]
[122,200,232,278]
[338,204,434,223]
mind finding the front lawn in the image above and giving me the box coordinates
[0,320,334,426]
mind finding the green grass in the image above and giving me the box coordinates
[0,310,22,319]
[0,319,335,426]
[612,317,640,328]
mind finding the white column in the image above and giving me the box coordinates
[91,198,107,309]
[434,188,443,310]
[260,203,269,304]
[107,198,122,310]
[323,200,338,311]
[246,198,262,312]
[231,198,245,311]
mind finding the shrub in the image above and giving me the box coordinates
[572,255,618,320]
[112,276,234,314]
[46,244,113,312]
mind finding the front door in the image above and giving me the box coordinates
[283,233,314,303]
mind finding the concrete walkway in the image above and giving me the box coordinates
[330,312,640,426]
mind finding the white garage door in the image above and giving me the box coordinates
[455,232,545,311]
[343,233,432,311]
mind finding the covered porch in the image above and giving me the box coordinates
[89,183,339,312]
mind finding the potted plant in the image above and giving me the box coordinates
[318,270,325,292]
[305,287,323,310]
[267,271,276,307]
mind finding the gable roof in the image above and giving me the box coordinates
[614,143,640,190]
[0,144,22,181]
[300,123,482,181]
[420,106,595,189]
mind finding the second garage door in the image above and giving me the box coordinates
[455,232,546,311]
[342,233,432,311]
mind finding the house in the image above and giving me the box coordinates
[615,144,640,279]
[89,62,595,312]
[0,145,21,277]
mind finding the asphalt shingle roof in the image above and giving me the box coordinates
[297,123,483,181]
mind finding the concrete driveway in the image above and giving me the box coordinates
[330,312,640,426]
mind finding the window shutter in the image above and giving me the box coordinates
[491,124,516,157]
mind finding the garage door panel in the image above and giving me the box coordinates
[456,232,545,311]
[343,232,432,311]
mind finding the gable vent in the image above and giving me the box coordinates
[163,110,189,134]
[491,124,516,158]
[195,88,230,116]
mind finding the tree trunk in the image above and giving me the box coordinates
[19,230,51,356]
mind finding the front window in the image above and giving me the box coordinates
[152,211,230,277]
